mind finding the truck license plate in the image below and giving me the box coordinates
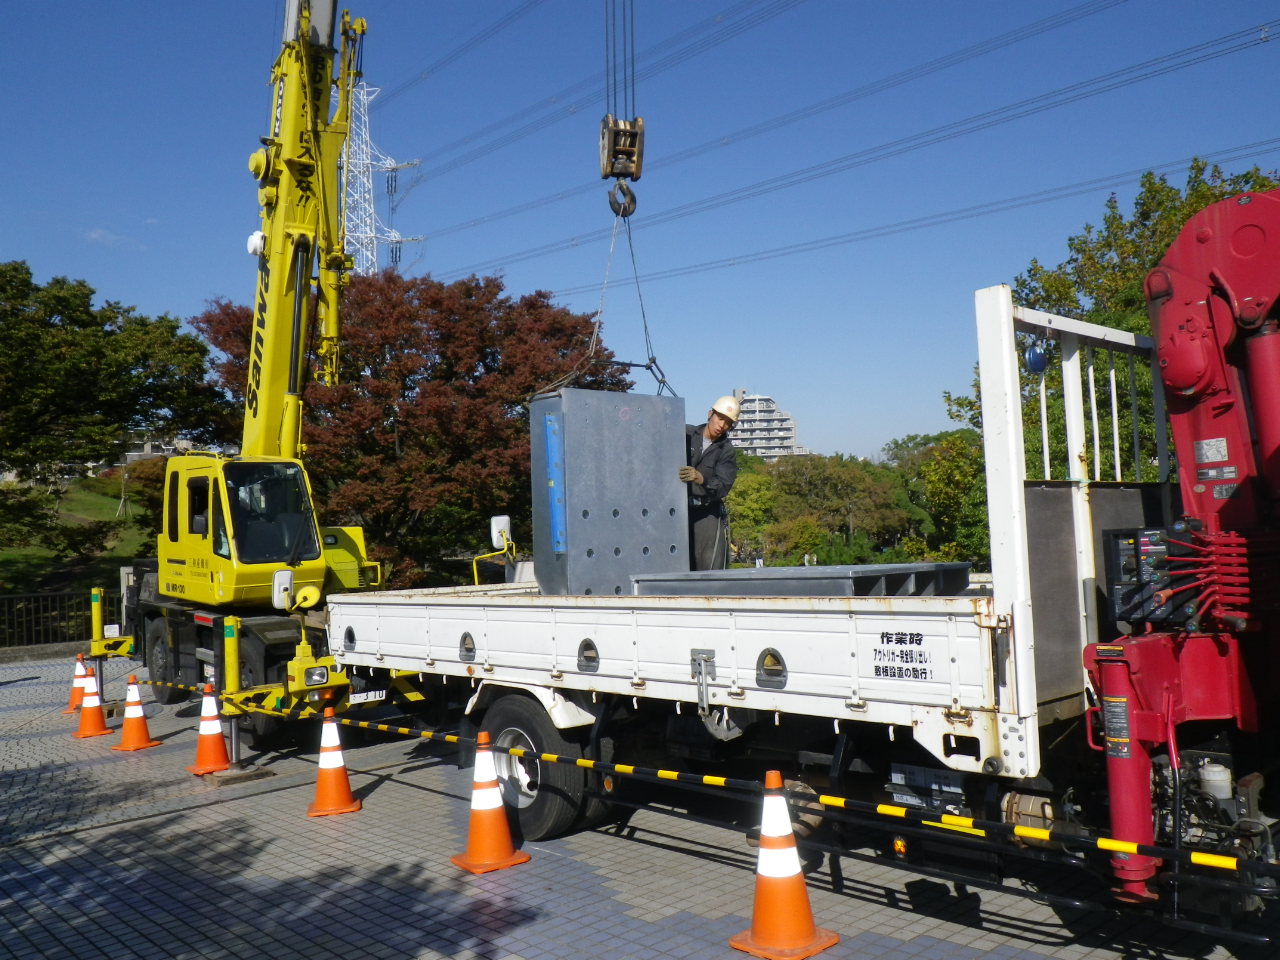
[347,689,387,705]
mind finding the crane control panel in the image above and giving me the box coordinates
[1104,526,1198,625]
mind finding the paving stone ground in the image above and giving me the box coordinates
[2,655,1276,960]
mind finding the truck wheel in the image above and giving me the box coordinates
[145,618,187,705]
[235,633,284,749]
[481,695,586,841]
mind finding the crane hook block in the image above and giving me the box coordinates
[600,114,644,182]
[608,181,637,218]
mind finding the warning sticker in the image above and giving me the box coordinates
[1213,483,1239,500]
[1196,465,1238,482]
[869,631,937,682]
[1194,438,1229,464]
[1102,696,1131,759]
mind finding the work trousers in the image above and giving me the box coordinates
[691,507,729,570]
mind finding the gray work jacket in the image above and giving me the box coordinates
[685,424,737,513]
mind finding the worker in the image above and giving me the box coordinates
[680,395,740,570]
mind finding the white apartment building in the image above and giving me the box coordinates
[731,390,809,462]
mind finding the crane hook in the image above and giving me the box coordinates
[608,180,637,218]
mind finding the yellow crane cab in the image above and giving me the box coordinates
[157,452,376,608]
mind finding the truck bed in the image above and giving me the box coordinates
[327,583,1032,777]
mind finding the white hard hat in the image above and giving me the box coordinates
[712,395,740,424]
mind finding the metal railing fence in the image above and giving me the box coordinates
[0,592,121,648]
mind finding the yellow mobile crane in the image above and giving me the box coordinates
[117,0,379,728]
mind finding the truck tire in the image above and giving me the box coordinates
[481,695,586,841]
[145,618,187,705]
[235,631,284,749]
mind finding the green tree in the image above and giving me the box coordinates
[763,512,826,565]
[944,162,1280,490]
[1014,161,1279,319]
[1011,162,1279,483]
[898,431,988,566]
[0,262,232,559]
[725,468,777,564]
[0,262,231,481]
[770,454,911,557]
[726,452,923,566]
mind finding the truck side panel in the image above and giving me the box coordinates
[331,591,1009,774]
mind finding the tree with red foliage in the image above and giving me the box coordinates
[191,271,630,584]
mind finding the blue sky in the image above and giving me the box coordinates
[6,1,1277,458]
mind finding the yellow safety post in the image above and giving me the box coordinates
[223,616,242,700]
[88,586,133,659]
[90,586,103,642]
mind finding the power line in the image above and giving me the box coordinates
[436,20,1278,280]
[549,138,1280,296]
[374,0,549,111]
[425,0,1131,240]
[415,0,799,161]
[392,0,809,208]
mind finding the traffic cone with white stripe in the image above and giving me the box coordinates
[307,707,361,817]
[729,770,839,960]
[73,667,113,739]
[186,684,230,775]
[62,653,88,715]
[450,730,531,874]
[112,675,161,752]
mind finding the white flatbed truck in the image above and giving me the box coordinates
[326,285,1171,849]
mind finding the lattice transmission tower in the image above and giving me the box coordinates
[342,83,422,275]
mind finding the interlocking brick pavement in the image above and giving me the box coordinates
[1,656,1273,959]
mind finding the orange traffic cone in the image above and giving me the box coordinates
[450,730,531,874]
[73,668,114,739]
[307,708,362,817]
[112,675,161,752]
[62,653,88,715]
[186,684,230,775]
[729,770,839,960]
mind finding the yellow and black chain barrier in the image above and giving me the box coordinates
[529,749,759,795]
[136,678,329,721]
[135,679,1279,879]
[815,792,1280,879]
[327,717,757,792]
[334,714,1280,878]
[336,717,466,748]
[141,679,201,694]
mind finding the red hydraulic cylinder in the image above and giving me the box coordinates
[1246,324,1280,503]
[1092,648,1162,900]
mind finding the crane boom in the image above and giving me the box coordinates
[150,1,377,614]
[243,0,364,460]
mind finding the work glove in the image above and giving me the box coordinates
[679,466,704,484]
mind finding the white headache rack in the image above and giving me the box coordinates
[975,285,1172,742]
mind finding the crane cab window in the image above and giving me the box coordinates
[188,477,210,537]
[165,472,179,542]
[212,485,230,559]
[222,462,320,565]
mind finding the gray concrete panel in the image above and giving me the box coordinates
[530,389,689,596]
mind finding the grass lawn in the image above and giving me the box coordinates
[0,480,151,595]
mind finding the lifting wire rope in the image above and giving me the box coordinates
[588,0,674,397]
